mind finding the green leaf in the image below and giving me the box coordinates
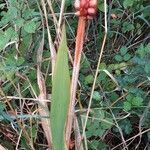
[131,97,143,107]
[115,55,123,62]
[0,102,6,111]
[114,119,132,135]
[124,122,132,135]
[123,101,131,111]
[98,0,107,12]
[0,27,17,50]
[92,109,105,120]
[24,20,37,33]
[119,62,128,70]
[17,57,25,66]
[85,75,94,84]
[31,124,38,139]
[0,6,18,26]
[86,120,105,138]
[90,140,107,150]
[115,70,121,75]
[120,46,127,56]
[123,0,134,8]
[0,32,7,50]
[123,53,131,61]
[92,91,101,101]
[126,94,133,101]
[22,9,35,19]
[21,137,31,149]
[144,63,150,73]
[15,18,25,28]
[99,62,107,70]
[101,118,113,129]
[122,22,135,33]
[51,25,70,150]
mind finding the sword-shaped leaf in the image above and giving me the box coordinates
[51,26,70,150]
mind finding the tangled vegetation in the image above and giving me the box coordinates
[0,0,149,149]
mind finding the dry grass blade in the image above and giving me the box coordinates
[47,0,61,44]
[41,0,56,74]
[37,34,52,149]
[0,144,6,150]
[35,2,52,148]
[47,0,58,32]
[37,75,52,149]
[74,115,84,150]
[58,0,66,32]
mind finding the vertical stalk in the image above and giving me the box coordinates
[66,0,97,147]
[66,16,86,147]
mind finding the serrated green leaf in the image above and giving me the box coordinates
[0,6,18,26]
[120,46,127,56]
[24,20,37,33]
[0,27,17,50]
[0,102,6,111]
[15,18,25,28]
[22,9,35,19]
[115,55,123,62]
[131,97,143,107]
[99,62,107,70]
[92,91,101,101]
[0,33,6,51]
[123,101,131,111]
[17,57,25,66]
[101,118,113,129]
[126,94,133,101]
[85,75,94,84]
[5,27,17,40]
[123,0,134,8]
[122,22,134,33]
[144,63,150,73]
[123,53,131,61]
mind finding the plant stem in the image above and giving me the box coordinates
[66,16,86,147]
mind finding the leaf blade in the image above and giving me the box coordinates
[51,26,70,150]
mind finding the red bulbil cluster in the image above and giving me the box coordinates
[74,0,97,19]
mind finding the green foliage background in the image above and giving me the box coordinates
[0,0,149,149]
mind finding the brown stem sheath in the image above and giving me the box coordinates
[66,16,86,147]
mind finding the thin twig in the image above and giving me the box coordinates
[111,128,150,150]
[47,0,58,31]
[58,0,66,31]
[41,0,56,74]
[1,96,50,102]
[0,144,6,150]
[37,1,52,148]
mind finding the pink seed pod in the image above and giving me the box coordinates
[89,0,97,7]
[88,8,96,15]
[74,0,97,19]
[74,0,80,10]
